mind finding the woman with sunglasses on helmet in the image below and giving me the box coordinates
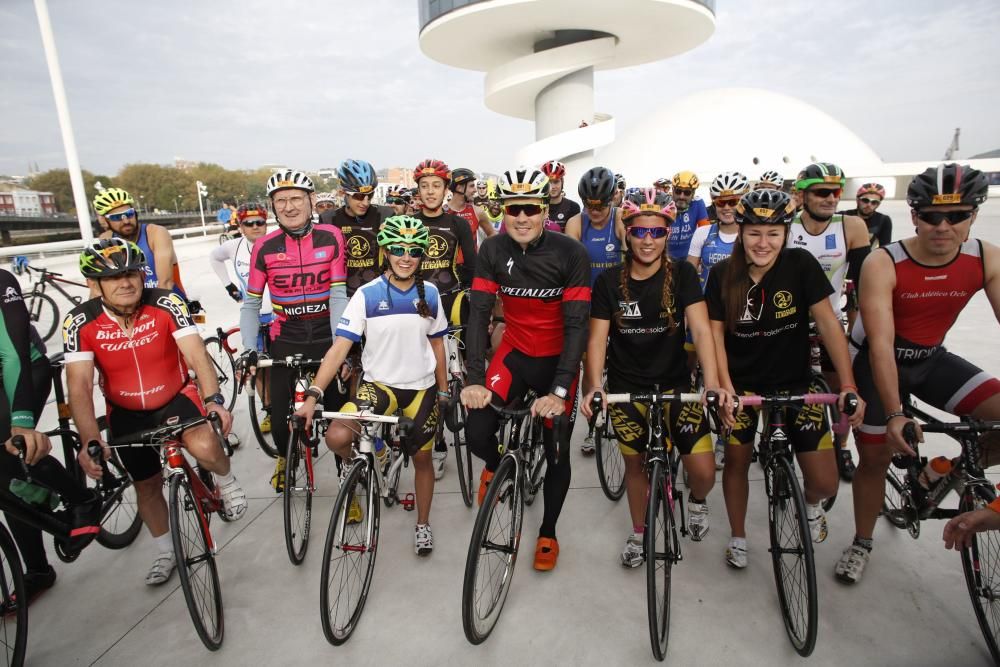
[295,215,449,556]
[581,188,731,566]
[704,189,865,569]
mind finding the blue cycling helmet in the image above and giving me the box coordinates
[337,159,378,195]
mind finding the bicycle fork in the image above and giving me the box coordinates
[165,446,217,554]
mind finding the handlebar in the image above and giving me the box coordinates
[107,411,220,447]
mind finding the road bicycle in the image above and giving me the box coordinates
[441,325,475,507]
[588,370,625,501]
[20,263,87,343]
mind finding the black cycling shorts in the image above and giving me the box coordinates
[607,383,712,456]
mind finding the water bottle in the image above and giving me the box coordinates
[293,377,308,410]
[918,456,952,491]
[374,436,388,467]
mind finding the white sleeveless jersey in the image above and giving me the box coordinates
[787,214,847,312]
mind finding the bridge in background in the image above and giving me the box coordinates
[0,212,213,245]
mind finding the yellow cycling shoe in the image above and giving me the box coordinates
[260,414,272,434]
[271,456,286,493]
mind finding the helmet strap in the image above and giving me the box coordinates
[802,201,832,223]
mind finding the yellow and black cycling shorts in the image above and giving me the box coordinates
[342,380,439,456]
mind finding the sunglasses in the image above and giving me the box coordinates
[715,199,740,209]
[350,192,374,202]
[503,203,544,217]
[105,208,137,222]
[673,188,694,197]
[241,220,267,228]
[917,209,975,226]
[627,226,669,239]
[584,201,610,211]
[858,197,882,206]
[386,245,424,258]
[809,187,842,199]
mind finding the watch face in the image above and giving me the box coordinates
[553,387,567,399]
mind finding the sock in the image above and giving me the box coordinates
[416,523,429,530]
[688,493,705,505]
[730,536,747,550]
[215,470,235,485]
[853,536,873,552]
[632,524,644,535]
[153,532,172,555]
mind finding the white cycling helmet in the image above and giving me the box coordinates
[757,170,784,189]
[710,171,750,200]
[315,192,338,204]
[266,169,315,196]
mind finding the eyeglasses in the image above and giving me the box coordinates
[584,201,610,212]
[386,245,424,258]
[241,220,267,228]
[350,192,374,202]
[858,197,882,206]
[273,195,307,209]
[627,226,669,239]
[809,187,842,199]
[105,208,137,222]
[917,209,975,226]
[715,199,740,209]
[673,188,694,197]
[503,203,544,217]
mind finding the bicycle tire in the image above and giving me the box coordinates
[283,429,313,565]
[27,292,59,344]
[522,418,545,507]
[595,414,625,501]
[645,461,675,662]
[382,447,401,508]
[169,474,224,650]
[767,456,818,656]
[0,524,28,667]
[320,460,378,645]
[808,374,840,513]
[247,391,278,458]
[93,451,143,549]
[881,465,909,529]
[202,337,237,412]
[462,455,522,645]
[449,379,474,508]
[960,484,1000,665]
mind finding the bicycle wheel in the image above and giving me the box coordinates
[26,292,58,344]
[202,337,237,412]
[283,429,313,565]
[93,451,143,549]
[169,474,223,650]
[960,484,1000,664]
[881,465,909,529]
[0,524,27,667]
[809,374,840,513]
[320,460,378,645]
[595,414,625,501]
[462,455,522,645]
[767,456,818,656]
[645,461,676,662]
[449,380,474,508]
[247,390,278,458]
[382,448,401,508]
[522,419,545,507]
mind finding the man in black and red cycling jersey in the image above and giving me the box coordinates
[835,163,1000,584]
[462,166,590,572]
[241,168,349,489]
[447,167,495,247]
[65,239,246,587]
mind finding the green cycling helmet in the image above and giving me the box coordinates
[79,238,147,279]
[794,162,846,190]
[377,215,429,249]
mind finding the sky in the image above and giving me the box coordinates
[1,0,998,178]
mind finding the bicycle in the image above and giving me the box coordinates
[441,325,475,507]
[319,407,414,645]
[21,263,88,343]
[104,412,234,650]
[594,389,715,661]
[195,326,238,413]
[589,370,625,501]
[461,393,561,645]
[881,408,1000,663]
[735,390,856,657]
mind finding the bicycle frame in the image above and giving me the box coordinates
[27,265,85,304]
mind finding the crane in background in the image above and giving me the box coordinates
[943,127,960,160]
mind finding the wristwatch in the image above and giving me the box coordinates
[551,386,568,400]
[203,393,226,407]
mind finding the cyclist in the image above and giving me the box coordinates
[241,169,348,490]
[754,170,784,191]
[483,180,504,232]
[842,182,892,249]
[581,188,729,565]
[447,167,495,246]
[322,159,384,298]
[95,187,187,298]
[461,167,590,571]
[653,177,671,196]
[668,171,710,260]
[612,173,627,207]
[944,501,1000,551]
[387,185,410,216]
[540,160,581,232]
[1,267,100,605]
[565,166,625,288]
[66,239,247,586]
[294,216,448,554]
[704,189,864,569]
[412,159,478,480]
[836,163,999,584]
[315,191,339,217]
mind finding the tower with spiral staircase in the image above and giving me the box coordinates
[418,0,716,167]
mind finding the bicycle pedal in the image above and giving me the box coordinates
[401,493,415,511]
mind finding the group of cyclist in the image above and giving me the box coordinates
[2,153,998,654]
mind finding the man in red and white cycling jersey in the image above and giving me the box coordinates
[241,169,348,489]
[65,239,246,586]
[835,163,1000,584]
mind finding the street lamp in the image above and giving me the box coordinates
[196,180,208,235]
[138,194,144,214]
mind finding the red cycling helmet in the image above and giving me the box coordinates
[413,159,451,184]
[540,160,566,180]
[856,182,886,199]
[236,202,269,223]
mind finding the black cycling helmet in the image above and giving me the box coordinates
[449,167,476,193]
[906,163,988,209]
[735,189,796,226]
[578,167,616,207]
[79,238,147,279]
[794,162,846,190]
[337,159,378,194]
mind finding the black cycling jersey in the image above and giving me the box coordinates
[705,248,832,391]
[415,211,477,294]
[0,269,46,429]
[842,208,892,249]
[547,197,581,232]
[591,261,703,390]
[321,205,383,297]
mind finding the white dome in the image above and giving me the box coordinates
[585,87,885,188]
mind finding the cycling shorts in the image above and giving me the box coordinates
[342,380,438,456]
[441,289,468,329]
[727,377,833,454]
[853,345,1000,445]
[607,384,712,457]
[106,383,204,482]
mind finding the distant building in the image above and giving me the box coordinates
[379,167,415,189]
[0,192,14,215]
[174,157,199,171]
[8,190,57,215]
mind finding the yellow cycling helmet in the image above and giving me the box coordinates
[93,188,135,216]
[672,171,700,190]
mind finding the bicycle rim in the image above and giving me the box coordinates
[596,417,625,501]
[320,461,378,645]
[522,417,545,506]
[645,462,673,661]
[202,337,237,411]
[169,475,224,650]
[451,423,474,509]
[767,457,817,656]
[283,433,313,565]
[29,292,59,344]
[247,393,278,458]
[881,466,909,529]
[94,454,142,549]
[960,486,1000,664]
[462,456,522,644]
[0,526,27,667]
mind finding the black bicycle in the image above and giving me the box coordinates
[442,325,475,507]
[21,264,87,343]
[589,372,625,501]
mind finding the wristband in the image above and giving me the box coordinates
[840,384,858,392]
[203,392,225,407]
[305,385,324,401]
[885,411,908,422]
[437,390,450,398]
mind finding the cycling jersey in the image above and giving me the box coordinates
[788,213,848,311]
[62,289,199,411]
[245,224,348,342]
[688,222,737,291]
[485,208,503,232]
[668,197,710,260]
[209,236,273,313]
[335,275,448,390]
[467,231,590,395]
[415,211,477,295]
[449,202,481,250]
[547,197,581,232]
[581,209,622,287]
[842,207,892,249]
[112,224,186,298]
[321,206,382,297]
[0,270,45,428]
